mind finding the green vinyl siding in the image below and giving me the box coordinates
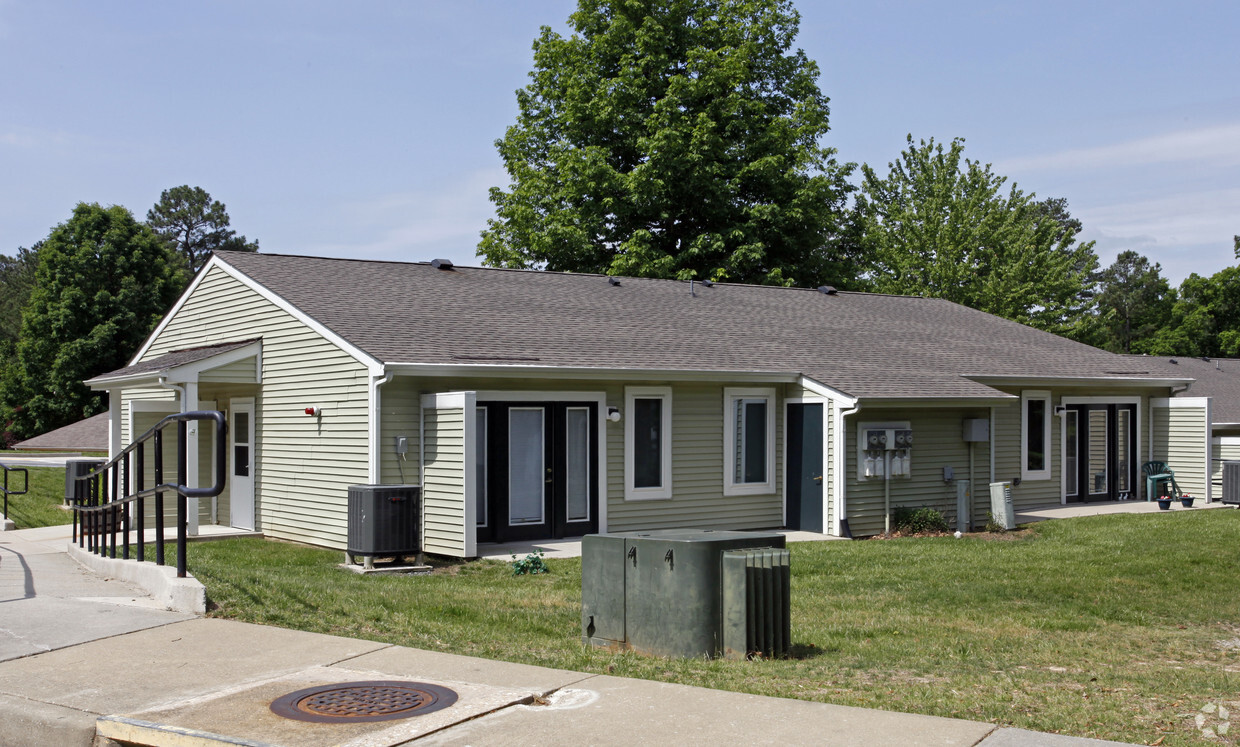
[1152,403,1209,498]
[422,406,466,557]
[198,356,257,383]
[379,377,422,486]
[992,399,1060,510]
[845,407,992,536]
[135,265,371,549]
[608,382,782,532]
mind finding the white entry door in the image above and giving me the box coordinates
[230,399,255,530]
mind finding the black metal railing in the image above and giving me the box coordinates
[2,465,28,524]
[71,411,228,578]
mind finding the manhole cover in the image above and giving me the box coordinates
[270,681,458,723]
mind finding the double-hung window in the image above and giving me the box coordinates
[625,387,672,500]
[1021,390,1052,481]
[724,387,776,496]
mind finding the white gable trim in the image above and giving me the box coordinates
[133,256,384,375]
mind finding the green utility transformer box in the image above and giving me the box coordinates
[581,529,790,660]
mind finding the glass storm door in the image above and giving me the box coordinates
[476,402,598,543]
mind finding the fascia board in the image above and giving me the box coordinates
[964,374,1195,388]
[385,363,799,383]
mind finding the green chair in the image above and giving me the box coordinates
[1140,461,1181,501]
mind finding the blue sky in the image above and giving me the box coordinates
[2,1,1237,284]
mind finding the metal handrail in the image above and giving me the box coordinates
[70,410,228,578]
[2,465,28,524]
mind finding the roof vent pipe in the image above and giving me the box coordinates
[817,285,837,295]
[608,277,621,286]
[431,258,454,270]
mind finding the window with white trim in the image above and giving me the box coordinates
[724,387,776,496]
[625,387,672,500]
[1021,390,1052,481]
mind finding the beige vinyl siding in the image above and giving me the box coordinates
[136,265,371,548]
[825,398,835,531]
[376,377,785,538]
[1151,403,1209,498]
[199,356,257,383]
[992,399,1061,510]
[121,388,177,444]
[844,407,991,536]
[422,406,466,557]
[608,382,783,532]
[130,410,180,530]
[379,377,422,486]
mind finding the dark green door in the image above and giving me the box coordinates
[786,403,824,532]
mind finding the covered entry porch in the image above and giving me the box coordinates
[85,339,263,536]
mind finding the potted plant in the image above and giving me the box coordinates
[1180,493,1195,508]
[1156,494,1173,510]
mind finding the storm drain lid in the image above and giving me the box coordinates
[269,680,458,723]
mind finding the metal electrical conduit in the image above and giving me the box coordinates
[70,410,228,578]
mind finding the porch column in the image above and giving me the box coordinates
[183,381,199,535]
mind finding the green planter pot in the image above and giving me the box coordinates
[1157,499,1172,510]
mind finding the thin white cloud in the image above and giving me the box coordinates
[1078,187,1240,249]
[1000,123,1240,173]
[306,168,507,266]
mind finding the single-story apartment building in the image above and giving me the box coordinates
[85,252,1217,556]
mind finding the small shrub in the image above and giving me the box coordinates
[893,506,950,534]
[984,511,1005,533]
[510,549,549,576]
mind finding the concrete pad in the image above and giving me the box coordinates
[0,596,191,662]
[341,645,591,693]
[418,674,998,746]
[0,692,99,747]
[0,618,390,715]
[979,727,1137,746]
[103,665,542,747]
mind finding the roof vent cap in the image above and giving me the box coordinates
[701,279,715,288]
[817,285,837,295]
[608,277,621,286]
[431,258,454,270]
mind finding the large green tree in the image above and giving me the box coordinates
[1086,251,1174,353]
[0,245,39,347]
[853,136,1099,334]
[1143,257,1240,358]
[0,204,185,440]
[480,0,855,286]
[146,185,258,274]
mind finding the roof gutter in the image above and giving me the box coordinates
[963,374,1195,389]
[383,362,800,384]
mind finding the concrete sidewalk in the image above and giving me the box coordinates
[0,526,1134,747]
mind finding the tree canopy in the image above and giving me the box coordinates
[852,135,1099,335]
[0,204,185,440]
[0,245,39,348]
[1085,250,1174,353]
[479,0,855,286]
[147,185,258,274]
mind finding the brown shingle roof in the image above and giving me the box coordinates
[88,339,259,384]
[13,412,109,452]
[215,252,1185,400]
[1126,355,1240,425]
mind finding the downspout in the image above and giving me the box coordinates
[836,401,860,538]
[368,370,395,484]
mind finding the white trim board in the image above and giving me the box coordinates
[133,256,383,376]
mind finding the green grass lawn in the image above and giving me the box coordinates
[185,510,1240,746]
[2,466,72,528]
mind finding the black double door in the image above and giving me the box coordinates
[475,402,599,543]
[1065,403,1136,502]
